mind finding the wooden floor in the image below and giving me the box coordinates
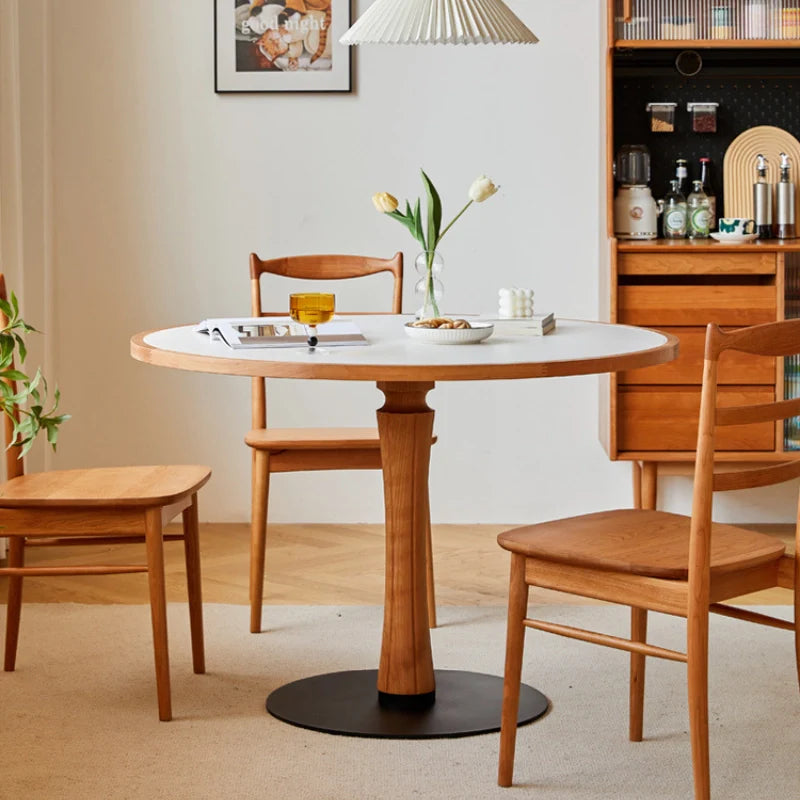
[0,523,794,606]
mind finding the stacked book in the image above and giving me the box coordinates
[490,312,556,336]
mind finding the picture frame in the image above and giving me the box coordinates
[215,0,352,93]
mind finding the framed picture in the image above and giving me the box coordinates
[215,0,352,93]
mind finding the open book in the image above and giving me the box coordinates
[194,317,368,349]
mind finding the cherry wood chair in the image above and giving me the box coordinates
[0,276,211,721]
[497,319,799,800]
[246,251,438,633]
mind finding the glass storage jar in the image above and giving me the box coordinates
[783,8,800,38]
[711,5,734,39]
[744,1,769,38]
[647,102,677,133]
[688,102,719,133]
[661,15,696,39]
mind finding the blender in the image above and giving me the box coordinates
[614,145,659,240]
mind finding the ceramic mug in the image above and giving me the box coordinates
[718,217,756,236]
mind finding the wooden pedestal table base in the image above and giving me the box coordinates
[266,381,548,738]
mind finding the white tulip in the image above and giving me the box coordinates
[468,175,499,203]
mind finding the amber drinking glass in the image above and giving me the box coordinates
[289,293,335,352]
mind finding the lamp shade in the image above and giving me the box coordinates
[339,0,539,45]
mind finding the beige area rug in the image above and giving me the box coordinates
[1,603,798,800]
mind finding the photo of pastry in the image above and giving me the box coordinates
[215,0,350,92]
[234,0,333,73]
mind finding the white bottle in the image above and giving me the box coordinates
[662,179,687,239]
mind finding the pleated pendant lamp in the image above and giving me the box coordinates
[339,0,539,45]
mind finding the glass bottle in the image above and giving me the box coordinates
[675,158,689,196]
[662,179,687,239]
[699,157,717,231]
[776,152,796,239]
[754,153,773,239]
[687,180,711,239]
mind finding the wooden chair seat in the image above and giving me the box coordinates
[0,465,210,507]
[244,427,382,451]
[498,509,786,580]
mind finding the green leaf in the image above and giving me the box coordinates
[45,423,59,446]
[412,198,423,243]
[12,333,27,363]
[0,334,14,359]
[420,170,442,251]
[27,369,42,392]
[0,369,28,382]
[386,209,421,243]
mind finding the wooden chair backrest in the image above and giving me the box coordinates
[248,252,404,428]
[689,319,800,603]
[0,274,24,480]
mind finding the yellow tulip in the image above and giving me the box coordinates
[372,192,399,213]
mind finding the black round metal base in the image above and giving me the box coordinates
[266,669,549,739]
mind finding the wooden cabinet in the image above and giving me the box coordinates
[602,1,800,504]
[610,242,789,464]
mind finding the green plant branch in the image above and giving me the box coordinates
[0,292,69,458]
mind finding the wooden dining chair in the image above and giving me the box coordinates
[497,319,799,800]
[0,276,211,721]
[246,251,438,634]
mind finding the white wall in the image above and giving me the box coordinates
[7,0,798,524]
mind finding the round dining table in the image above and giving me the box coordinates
[131,315,678,739]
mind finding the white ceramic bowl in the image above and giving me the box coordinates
[404,321,494,345]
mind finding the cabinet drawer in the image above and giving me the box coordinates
[618,387,775,452]
[619,327,776,385]
[618,252,776,275]
[618,285,776,326]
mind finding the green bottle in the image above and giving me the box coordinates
[687,180,710,239]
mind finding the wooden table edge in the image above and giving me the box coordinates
[130,326,680,383]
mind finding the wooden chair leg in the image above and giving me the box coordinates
[3,537,25,672]
[632,461,642,509]
[182,494,205,674]
[498,553,530,788]
[250,449,270,634]
[424,495,436,629]
[687,609,711,800]
[145,507,172,722]
[629,606,647,741]
[641,462,658,510]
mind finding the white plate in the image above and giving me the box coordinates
[709,232,759,243]
[404,321,494,345]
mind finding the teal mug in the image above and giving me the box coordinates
[718,217,755,235]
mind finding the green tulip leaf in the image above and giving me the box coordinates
[420,170,442,251]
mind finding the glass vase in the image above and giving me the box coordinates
[414,250,444,320]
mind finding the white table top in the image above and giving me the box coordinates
[132,316,677,383]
